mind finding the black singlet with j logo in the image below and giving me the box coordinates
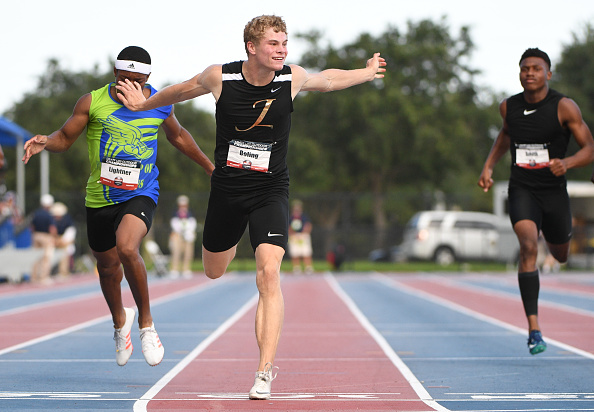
[213,61,293,193]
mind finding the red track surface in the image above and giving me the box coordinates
[0,275,208,350]
[145,276,435,411]
[2,272,594,411]
[397,276,594,354]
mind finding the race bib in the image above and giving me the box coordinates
[515,144,550,169]
[99,157,141,190]
[226,140,272,173]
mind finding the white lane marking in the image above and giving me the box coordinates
[0,391,128,399]
[469,393,586,400]
[0,291,100,316]
[0,315,112,357]
[374,273,594,361]
[0,278,227,357]
[0,276,214,317]
[193,392,400,400]
[430,275,594,317]
[325,273,450,412]
[7,355,581,364]
[141,392,434,402]
[4,391,593,403]
[133,292,259,412]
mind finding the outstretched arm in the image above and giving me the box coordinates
[161,109,215,176]
[116,65,222,111]
[22,94,90,164]
[291,52,386,96]
[478,100,510,192]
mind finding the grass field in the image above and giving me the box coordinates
[145,250,592,274]
[179,258,517,273]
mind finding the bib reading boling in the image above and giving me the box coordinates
[227,140,272,173]
[99,157,141,190]
[515,143,550,169]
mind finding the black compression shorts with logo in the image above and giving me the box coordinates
[202,185,289,253]
[508,182,572,245]
[86,195,156,252]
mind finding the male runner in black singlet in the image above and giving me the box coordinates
[478,48,594,355]
[116,15,386,398]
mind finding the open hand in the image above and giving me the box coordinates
[22,135,48,164]
[368,53,387,79]
[115,79,146,111]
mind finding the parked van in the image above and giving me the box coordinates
[399,210,518,265]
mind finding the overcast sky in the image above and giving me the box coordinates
[3,0,593,117]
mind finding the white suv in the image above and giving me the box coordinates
[399,210,518,265]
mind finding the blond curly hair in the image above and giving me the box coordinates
[243,15,287,55]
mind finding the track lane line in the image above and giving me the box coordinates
[429,275,594,318]
[0,274,98,297]
[0,290,101,317]
[0,277,227,357]
[136,275,438,410]
[374,273,594,361]
[326,273,450,412]
[133,291,259,412]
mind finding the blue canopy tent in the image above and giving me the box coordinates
[0,116,49,214]
[0,116,33,145]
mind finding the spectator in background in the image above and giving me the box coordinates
[169,195,197,278]
[31,194,57,284]
[0,192,22,224]
[288,200,313,274]
[0,191,23,248]
[0,146,6,200]
[51,202,76,278]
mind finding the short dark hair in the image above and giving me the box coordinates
[520,48,551,70]
[117,46,151,64]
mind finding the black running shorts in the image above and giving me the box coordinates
[202,186,289,253]
[508,183,572,245]
[86,196,157,252]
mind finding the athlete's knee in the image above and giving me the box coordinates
[548,243,569,263]
[202,246,234,279]
[95,257,122,278]
[554,253,568,264]
[519,239,539,259]
[202,256,227,279]
[256,265,281,295]
[204,265,225,279]
[115,242,141,266]
[92,249,120,277]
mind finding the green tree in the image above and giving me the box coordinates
[553,23,594,182]
[289,18,501,248]
[3,59,113,215]
[156,100,215,196]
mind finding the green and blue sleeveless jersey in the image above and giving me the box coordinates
[85,83,172,207]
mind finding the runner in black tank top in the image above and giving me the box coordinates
[478,48,594,356]
[213,61,292,193]
[506,89,570,189]
[203,61,293,255]
[115,14,387,400]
